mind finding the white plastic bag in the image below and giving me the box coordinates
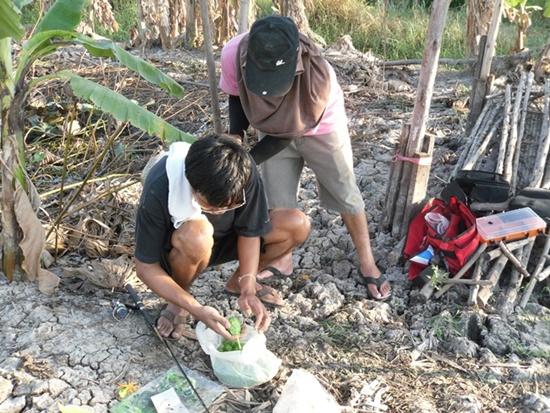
[196,321,281,388]
[273,369,342,413]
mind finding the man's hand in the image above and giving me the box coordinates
[192,306,235,340]
[237,291,271,333]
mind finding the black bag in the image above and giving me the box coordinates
[442,170,512,212]
[452,170,511,204]
[509,187,550,220]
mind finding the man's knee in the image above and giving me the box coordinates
[171,219,214,261]
[271,208,310,244]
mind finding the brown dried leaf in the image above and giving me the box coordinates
[15,185,45,282]
[38,268,60,295]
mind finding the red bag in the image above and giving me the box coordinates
[403,196,480,281]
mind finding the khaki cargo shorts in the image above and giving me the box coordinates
[259,128,365,215]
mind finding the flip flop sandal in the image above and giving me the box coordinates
[357,269,392,302]
[257,266,293,283]
[155,305,196,341]
[225,284,285,308]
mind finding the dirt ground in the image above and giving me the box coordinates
[1,40,550,413]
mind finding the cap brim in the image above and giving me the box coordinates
[244,56,297,98]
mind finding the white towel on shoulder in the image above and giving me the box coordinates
[166,142,205,228]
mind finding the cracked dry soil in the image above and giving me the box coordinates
[1,44,550,413]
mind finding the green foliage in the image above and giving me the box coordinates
[429,310,461,341]
[428,264,449,291]
[228,316,242,336]
[217,316,243,352]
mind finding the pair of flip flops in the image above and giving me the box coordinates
[357,269,392,301]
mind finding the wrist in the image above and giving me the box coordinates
[238,273,255,283]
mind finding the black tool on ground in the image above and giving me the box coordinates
[125,283,211,413]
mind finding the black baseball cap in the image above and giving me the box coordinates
[245,15,300,98]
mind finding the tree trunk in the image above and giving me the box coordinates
[279,0,326,46]
[185,0,197,46]
[238,0,251,34]
[466,0,495,58]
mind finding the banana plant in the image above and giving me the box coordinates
[0,0,195,291]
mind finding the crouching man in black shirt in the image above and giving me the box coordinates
[134,134,310,340]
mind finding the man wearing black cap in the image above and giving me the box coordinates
[220,15,391,301]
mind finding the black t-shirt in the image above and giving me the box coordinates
[134,155,271,265]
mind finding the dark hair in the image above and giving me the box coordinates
[185,134,252,207]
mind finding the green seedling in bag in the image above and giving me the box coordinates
[217,316,243,352]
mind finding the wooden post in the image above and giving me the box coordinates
[400,135,435,239]
[384,0,450,236]
[406,0,450,155]
[381,125,409,232]
[465,0,503,135]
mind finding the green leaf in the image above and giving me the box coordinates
[544,0,550,17]
[18,30,73,73]
[34,0,88,34]
[0,0,25,40]
[57,70,195,144]
[228,316,242,336]
[72,34,186,99]
[18,31,185,99]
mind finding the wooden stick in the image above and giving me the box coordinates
[503,73,527,182]
[497,240,530,277]
[483,238,533,260]
[386,236,407,266]
[441,278,493,285]
[519,233,550,307]
[452,100,494,176]
[535,79,550,187]
[419,280,435,302]
[498,238,535,314]
[434,243,488,298]
[462,122,501,170]
[468,255,488,305]
[496,85,512,175]
[510,71,534,194]
[463,101,501,168]
[477,255,508,308]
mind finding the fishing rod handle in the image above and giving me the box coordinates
[125,283,156,329]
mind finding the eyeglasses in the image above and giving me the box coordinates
[195,189,246,214]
